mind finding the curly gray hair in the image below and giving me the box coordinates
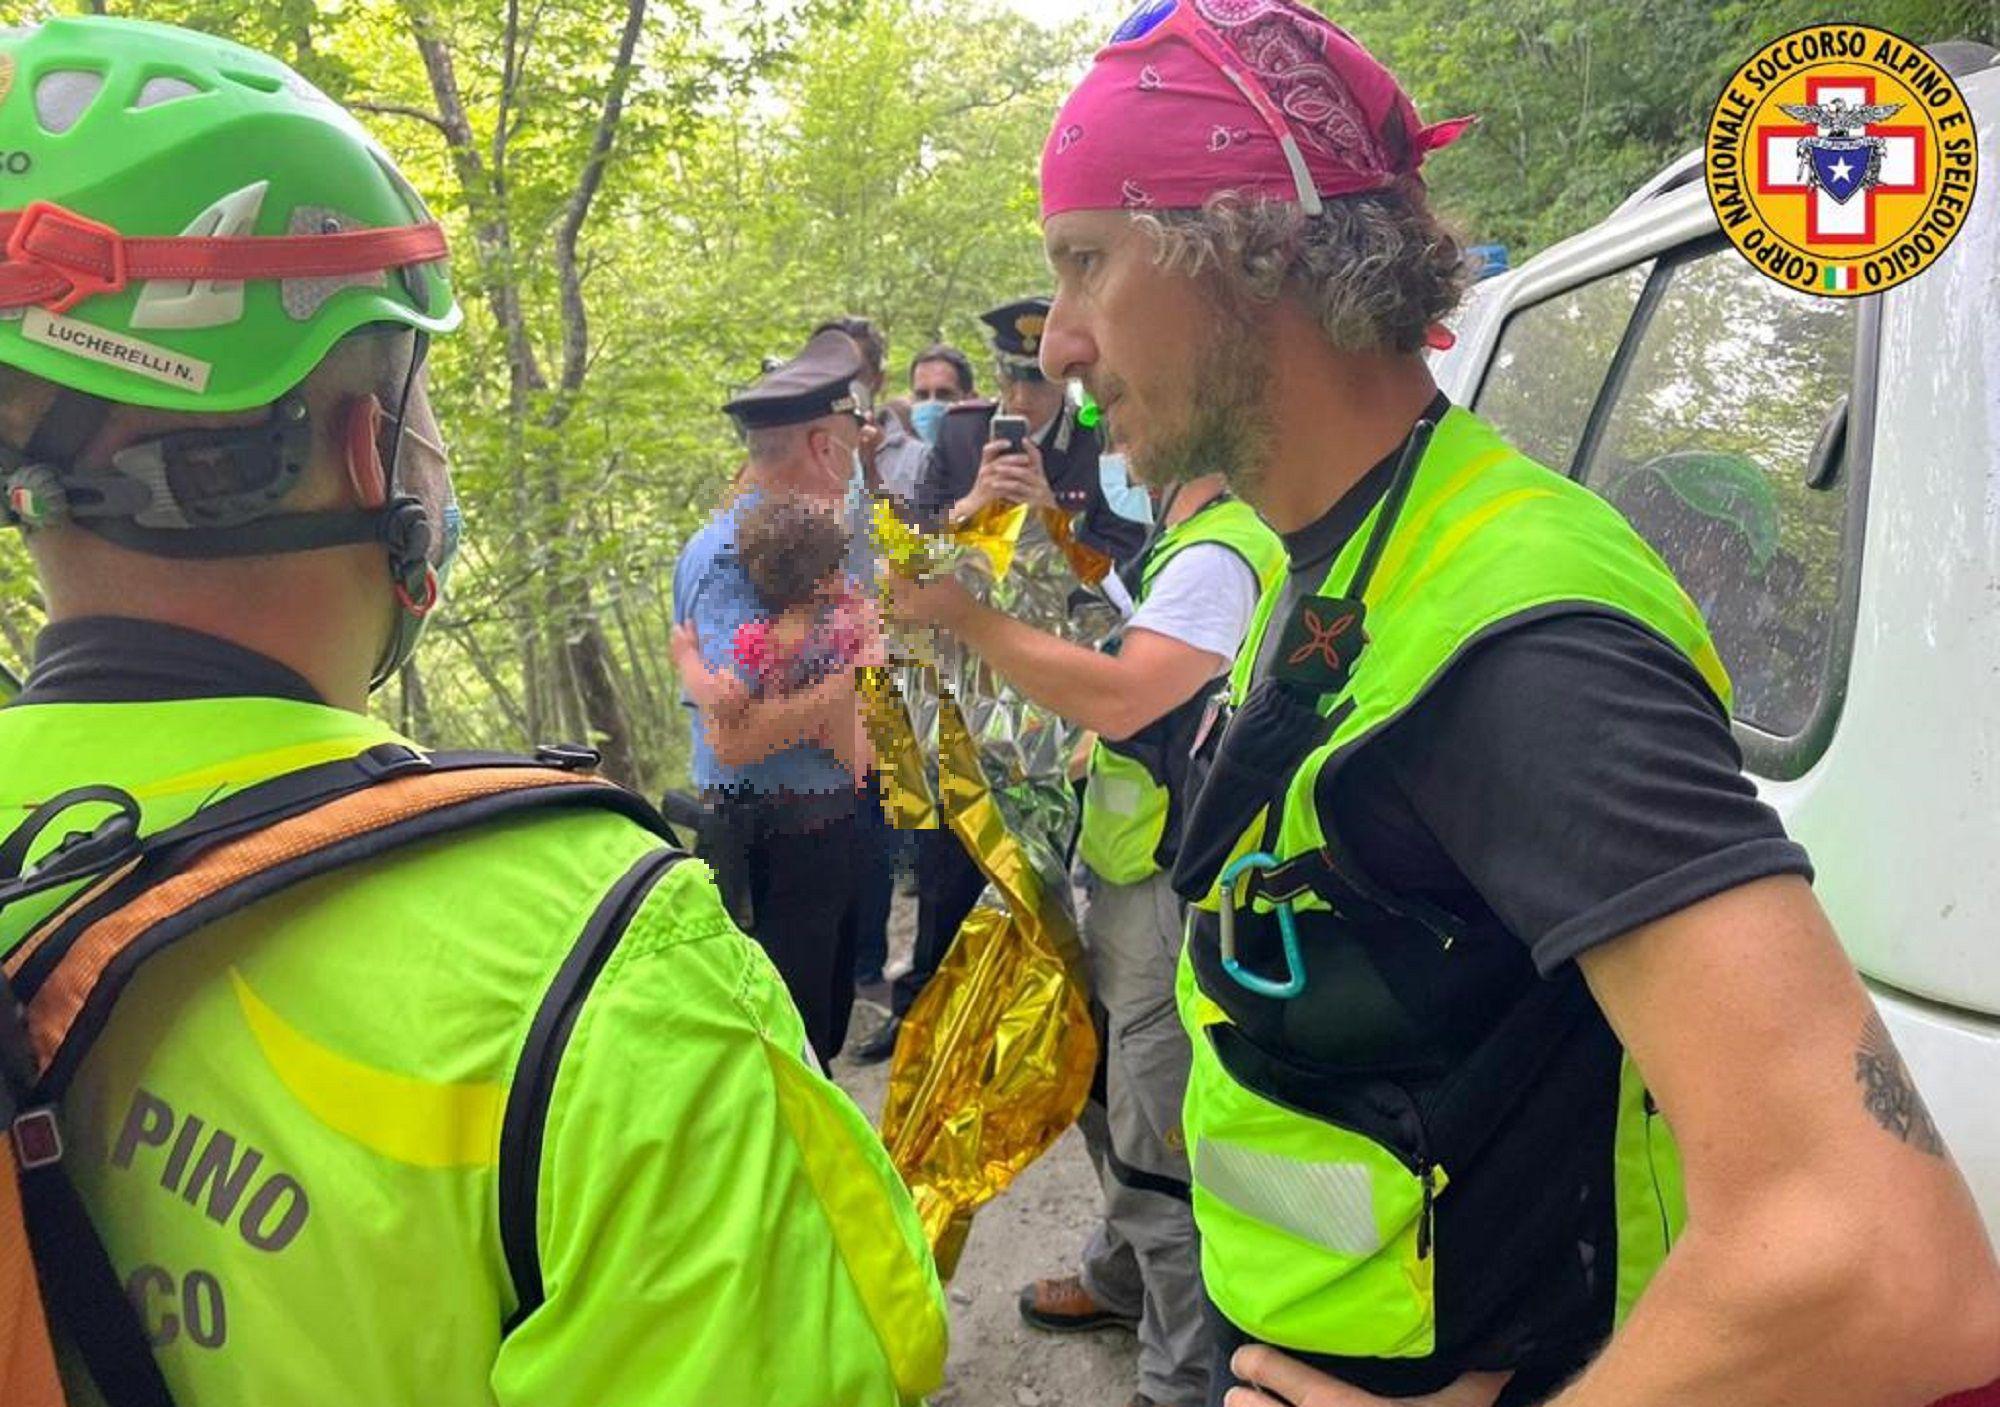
[1132,182,1469,355]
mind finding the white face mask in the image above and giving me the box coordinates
[1098,452,1154,526]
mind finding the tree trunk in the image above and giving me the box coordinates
[565,602,640,788]
[445,624,533,743]
[609,582,663,726]
[0,608,34,673]
[398,658,434,739]
[398,0,649,770]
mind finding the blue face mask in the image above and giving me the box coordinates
[910,399,949,446]
[1098,452,1153,526]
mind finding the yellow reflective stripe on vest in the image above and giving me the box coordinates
[763,1038,949,1401]
[231,968,504,1170]
[1365,446,1514,592]
[133,737,401,806]
[1194,1139,1381,1254]
[1382,486,1558,609]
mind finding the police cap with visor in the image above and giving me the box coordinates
[724,329,872,432]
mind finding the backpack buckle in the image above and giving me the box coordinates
[10,1106,62,1169]
[534,743,601,772]
[356,743,430,780]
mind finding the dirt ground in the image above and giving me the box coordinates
[833,892,1141,1407]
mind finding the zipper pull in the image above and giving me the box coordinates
[1417,1161,1437,1260]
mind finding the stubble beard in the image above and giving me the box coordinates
[1129,304,1273,502]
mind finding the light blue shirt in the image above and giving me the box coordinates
[671,486,873,796]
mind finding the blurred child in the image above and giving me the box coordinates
[674,493,880,780]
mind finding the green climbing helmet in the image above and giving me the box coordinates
[0,14,459,413]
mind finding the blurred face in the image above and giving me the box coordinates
[803,414,864,498]
[1041,209,1272,494]
[997,372,1065,429]
[910,359,966,403]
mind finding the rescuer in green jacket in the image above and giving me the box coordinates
[0,16,946,1405]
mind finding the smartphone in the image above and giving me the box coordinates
[991,414,1030,453]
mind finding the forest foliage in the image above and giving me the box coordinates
[0,0,1990,789]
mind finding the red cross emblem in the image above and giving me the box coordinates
[1756,76,1925,244]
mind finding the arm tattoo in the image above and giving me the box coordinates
[1854,1011,1945,1157]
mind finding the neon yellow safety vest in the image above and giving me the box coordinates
[0,690,948,1406]
[1077,494,1286,885]
[1178,407,1726,1363]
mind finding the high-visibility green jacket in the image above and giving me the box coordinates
[0,689,948,1406]
[1178,407,1726,1373]
[1077,493,1286,885]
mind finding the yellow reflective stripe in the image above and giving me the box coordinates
[134,738,403,806]
[1689,637,1733,710]
[231,968,502,1169]
[1364,447,1514,599]
[763,1038,947,1403]
[1384,487,1560,611]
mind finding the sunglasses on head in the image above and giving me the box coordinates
[1103,0,1326,215]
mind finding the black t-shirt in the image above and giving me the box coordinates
[1257,396,1811,977]
[1204,401,1814,1401]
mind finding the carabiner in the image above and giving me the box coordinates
[1217,850,1306,1000]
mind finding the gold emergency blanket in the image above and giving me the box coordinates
[868,497,1106,1275]
[878,701,1096,1275]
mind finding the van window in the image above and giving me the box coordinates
[1472,262,1651,473]
[1575,249,1857,739]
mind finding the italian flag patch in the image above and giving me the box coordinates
[1823,265,1856,293]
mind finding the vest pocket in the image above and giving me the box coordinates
[1080,747,1170,885]
[1183,1013,1445,1359]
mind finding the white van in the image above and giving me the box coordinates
[1432,42,2000,1238]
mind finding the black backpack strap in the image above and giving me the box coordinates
[2,972,176,1407]
[497,847,689,1330]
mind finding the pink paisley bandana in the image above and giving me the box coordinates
[1040,0,1473,220]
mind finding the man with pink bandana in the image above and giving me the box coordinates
[1030,3,2000,1407]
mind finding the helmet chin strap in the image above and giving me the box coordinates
[368,327,436,692]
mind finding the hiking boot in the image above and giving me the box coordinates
[1016,1274,1139,1334]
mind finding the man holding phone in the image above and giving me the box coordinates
[913,296,1145,561]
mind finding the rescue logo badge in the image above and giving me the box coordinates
[1705,25,1977,297]
[1273,595,1366,694]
